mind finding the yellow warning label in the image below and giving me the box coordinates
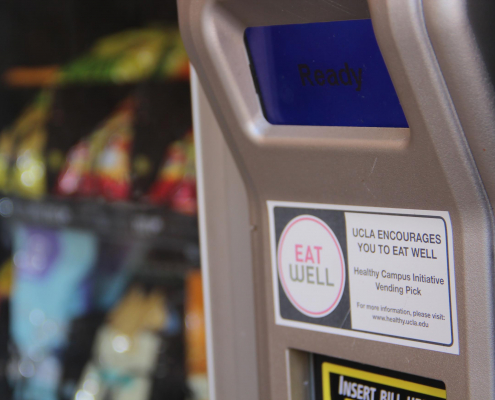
[321,362,446,400]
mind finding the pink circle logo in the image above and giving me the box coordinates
[277,215,346,318]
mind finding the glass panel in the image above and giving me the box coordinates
[0,2,206,399]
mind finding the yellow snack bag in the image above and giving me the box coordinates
[9,91,53,198]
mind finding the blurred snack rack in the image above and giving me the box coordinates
[0,1,207,400]
[3,197,198,252]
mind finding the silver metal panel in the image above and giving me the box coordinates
[420,1,495,396]
[423,0,495,205]
[288,350,312,400]
[192,69,259,400]
[182,1,495,398]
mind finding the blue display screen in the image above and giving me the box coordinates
[245,20,408,128]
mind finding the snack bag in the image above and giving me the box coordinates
[94,98,135,201]
[61,28,169,85]
[10,225,98,400]
[73,287,168,400]
[56,97,135,199]
[147,137,188,205]
[55,140,90,196]
[47,86,132,194]
[9,91,53,199]
[170,132,197,215]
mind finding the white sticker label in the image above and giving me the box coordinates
[268,201,458,354]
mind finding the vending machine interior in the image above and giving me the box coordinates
[0,2,207,400]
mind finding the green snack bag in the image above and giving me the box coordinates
[61,28,169,85]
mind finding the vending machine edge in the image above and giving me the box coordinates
[180,0,495,399]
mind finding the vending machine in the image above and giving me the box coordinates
[180,0,495,399]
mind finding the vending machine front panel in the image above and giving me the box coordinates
[180,0,495,399]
